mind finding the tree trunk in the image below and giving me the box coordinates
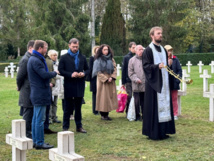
[91,0,95,53]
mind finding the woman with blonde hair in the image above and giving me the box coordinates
[92,44,118,120]
[89,46,100,115]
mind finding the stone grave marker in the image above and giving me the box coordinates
[116,64,121,77]
[6,119,33,161]
[204,84,214,122]
[49,131,84,161]
[200,69,212,96]
[186,61,192,73]
[4,67,9,77]
[197,61,204,73]
[177,69,189,116]
[10,68,15,78]
[209,61,214,74]
[116,79,122,90]
[16,67,19,73]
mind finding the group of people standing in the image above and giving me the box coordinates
[16,26,183,151]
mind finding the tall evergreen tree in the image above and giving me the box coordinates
[100,0,126,56]
[29,0,90,56]
[0,0,31,57]
[128,0,195,53]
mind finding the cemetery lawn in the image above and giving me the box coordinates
[1,65,214,161]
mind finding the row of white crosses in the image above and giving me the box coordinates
[186,60,214,74]
[6,119,84,161]
[4,62,19,78]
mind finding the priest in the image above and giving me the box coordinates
[142,26,175,140]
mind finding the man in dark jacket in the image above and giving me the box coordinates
[27,40,57,149]
[122,42,136,114]
[59,38,89,133]
[16,40,34,138]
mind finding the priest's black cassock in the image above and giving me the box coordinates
[142,43,175,140]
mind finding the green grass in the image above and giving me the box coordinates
[1,65,214,160]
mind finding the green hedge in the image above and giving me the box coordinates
[176,53,214,66]
[1,53,213,72]
[114,53,214,66]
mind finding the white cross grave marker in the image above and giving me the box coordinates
[197,61,204,73]
[200,70,212,95]
[16,67,19,73]
[116,64,121,77]
[4,67,9,77]
[8,62,16,71]
[10,68,15,78]
[116,79,122,90]
[177,69,189,116]
[209,61,214,74]
[204,84,214,121]
[49,131,84,161]
[186,61,192,73]
[6,119,33,161]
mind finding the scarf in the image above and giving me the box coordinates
[92,53,114,78]
[68,49,79,70]
[32,50,48,72]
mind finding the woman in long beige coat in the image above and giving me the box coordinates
[92,44,118,120]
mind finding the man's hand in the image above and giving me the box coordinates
[72,72,79,78]
[159,62,165,69]
[108,77,112,83]
[50,83,53,87]
[78,72,85,78]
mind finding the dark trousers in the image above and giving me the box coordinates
[22,107,34,138]
[63,97,83,129]
[44,105,50,130]
[125,82,132,113]
[100,112,109,117]
[92,92,98,114]
[133,92,144,118]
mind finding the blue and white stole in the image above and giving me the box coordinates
[149,43,171,123]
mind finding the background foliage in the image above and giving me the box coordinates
[0,0,213,60]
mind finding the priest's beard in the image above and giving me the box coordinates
[155,40,162,44]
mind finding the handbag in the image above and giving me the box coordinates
[116,86,128,113]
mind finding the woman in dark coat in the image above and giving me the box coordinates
[89,46,100,115]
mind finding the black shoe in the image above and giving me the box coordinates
[135,117,142,121]
[101,116,112,121]
[53,119,61,123]
[76,128,87,133]
[44,129,57,134]
[35,143,54,150]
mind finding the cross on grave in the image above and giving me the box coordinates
[6,119,33,161]
[16,67,19,73]
[116,64,121,77]
[10,68,15,78]
[4,67,9,77]
[8,62,16,71]
[204,84,214,122]
[49,131,84,161]
[209,61,214,74]
[197,61,204,73]
[116,79,122,90]
[177,69,189,116]
[186,61,192,73]
[200,70,212,95]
